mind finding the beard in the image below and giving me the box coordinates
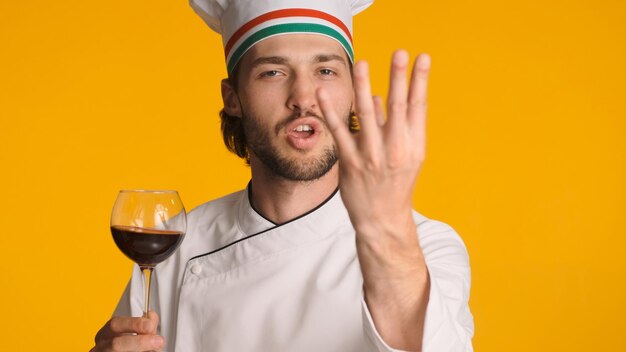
[241,110,345,182]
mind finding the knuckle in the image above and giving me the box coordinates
[386,149,407,169]
[133,318,145,332]
[386,157,403,169]
[409,100,427,110]
[417,65,430,75]
[108,317,122,332]
[355,106,373,117]
[364,158,381,172]
[388,101,407,114]
[356,73,369,83]
[393,61,408,71]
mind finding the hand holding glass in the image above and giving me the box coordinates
[111,190,186,316]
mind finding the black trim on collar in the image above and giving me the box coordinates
[189,186,340,262]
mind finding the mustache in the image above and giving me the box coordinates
[274,110,327,135]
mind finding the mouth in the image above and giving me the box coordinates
[283,117,324,150]
[284,117,322,138]
[291,123,315,137]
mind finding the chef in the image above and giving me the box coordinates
[91,0,474,351]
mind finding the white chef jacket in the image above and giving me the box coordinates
[114,187,474,351]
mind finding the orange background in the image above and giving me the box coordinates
[1,0,624,350]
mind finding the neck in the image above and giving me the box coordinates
[248,157,339,224]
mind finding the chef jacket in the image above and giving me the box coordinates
[114,187,474,351]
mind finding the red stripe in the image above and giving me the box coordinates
[225,8,352,57]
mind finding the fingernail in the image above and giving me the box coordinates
[356,60,369,71]
[418,54,431,69]
[152,335,164,347]
[394,50,409,65]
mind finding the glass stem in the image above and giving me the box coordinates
[140,265,154,317]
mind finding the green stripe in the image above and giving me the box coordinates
[227,23,354,73]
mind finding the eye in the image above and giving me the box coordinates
[260,70,283,78]
[319,68,335,76]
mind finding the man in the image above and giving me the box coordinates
[92,0,473,351]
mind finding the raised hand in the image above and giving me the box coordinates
[318,50,430,244]
[318,50,431,351]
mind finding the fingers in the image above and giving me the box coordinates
[93,313,164,352]
[407,53,431,157]
[92,334,165,352]
[108,334,164,352]
[352,61,380,139]
[317,88,357,158]
[386,50,410,133]
[373,96,384,126]
[108,316,156,335]
[318,51,429,165]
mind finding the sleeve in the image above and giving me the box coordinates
[361,218,474,352]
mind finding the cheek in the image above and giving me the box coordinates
[241,85,287,115]
[330,90,354,117]
[325,80,353,108]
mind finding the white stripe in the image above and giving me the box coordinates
[225,16,352,65]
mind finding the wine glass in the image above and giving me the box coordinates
[111,190,186,317]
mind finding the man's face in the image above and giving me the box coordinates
[229,34,354,181]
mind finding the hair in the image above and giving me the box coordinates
[220,62,359,165]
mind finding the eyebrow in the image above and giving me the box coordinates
[250,56,288,69]
[313,54,348,66]
[249,54,348,70]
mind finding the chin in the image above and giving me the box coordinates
[255,146,338,182]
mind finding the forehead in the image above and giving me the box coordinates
[239,34,349,67]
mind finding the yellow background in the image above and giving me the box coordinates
[1,0,624,350]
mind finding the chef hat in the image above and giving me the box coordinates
[190,0,374,73]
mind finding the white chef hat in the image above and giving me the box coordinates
[190,0,374,73]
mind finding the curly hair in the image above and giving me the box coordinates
[220,108,250,162]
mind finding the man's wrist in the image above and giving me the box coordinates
[355,217,427,286]
[353,208,416,240]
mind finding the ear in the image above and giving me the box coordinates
[350,86,356,116]
[221,78,242,117]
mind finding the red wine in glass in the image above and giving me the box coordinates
[111,225,184,266]
[110,190,186,317]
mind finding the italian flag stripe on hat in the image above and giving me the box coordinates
[190,0,374,73]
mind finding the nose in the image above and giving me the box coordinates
[286,73,317,115]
